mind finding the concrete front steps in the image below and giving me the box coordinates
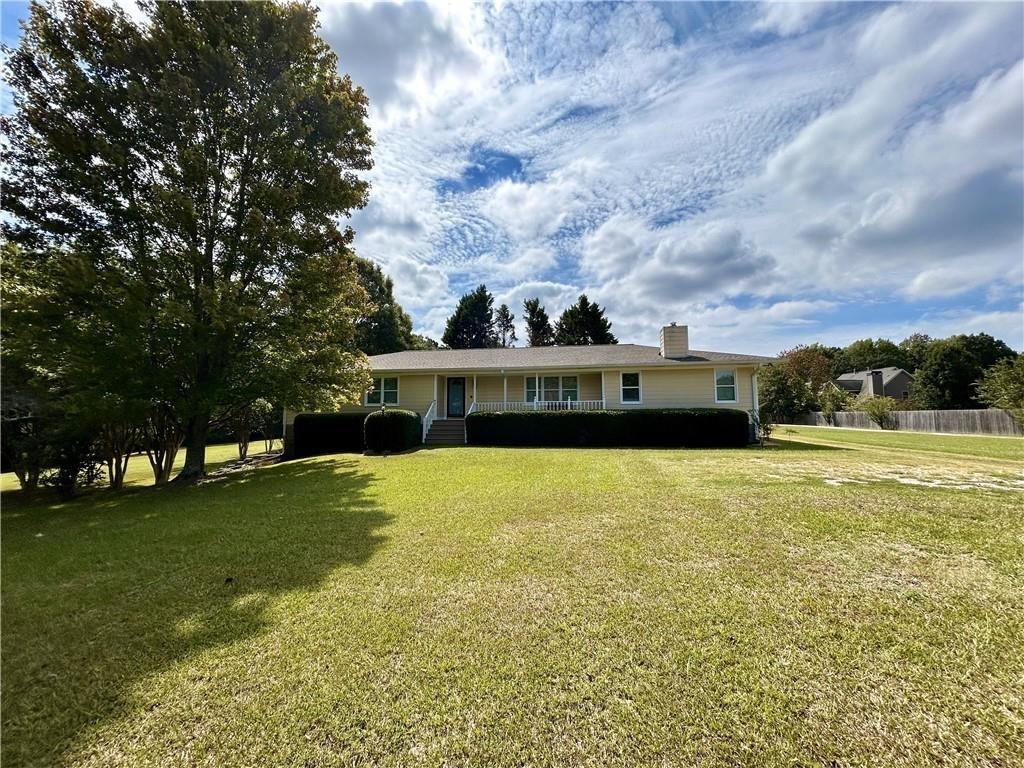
[425,418,466,445]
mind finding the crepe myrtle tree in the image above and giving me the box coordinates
[2,0,374,480]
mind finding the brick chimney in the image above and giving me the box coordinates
[659,323,689,358]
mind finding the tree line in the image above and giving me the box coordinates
[441,285,617,349]
[758,333,1022,428]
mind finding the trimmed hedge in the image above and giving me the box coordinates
[465,409,750,448]
[292,413,366,458]
[364,409,421,454]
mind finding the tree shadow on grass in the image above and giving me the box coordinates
[760,439,851,452]
[1,456,392,768]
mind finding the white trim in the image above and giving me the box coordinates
[714,368,738,404]
[620,371,642,405]
[365,375,400,406]
[367,359,776,376]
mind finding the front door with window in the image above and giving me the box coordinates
[447,377,465,417]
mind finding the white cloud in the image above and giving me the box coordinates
[331,1,1021,352]
[752,2,830,37]
[318,1,502,124]
[581,215,776,307]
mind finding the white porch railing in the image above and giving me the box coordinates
[422,399,437,442]
[472,399,606,413]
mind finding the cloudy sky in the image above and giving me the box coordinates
[3,1,1022,353]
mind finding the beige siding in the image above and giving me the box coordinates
[284,374,436,428]
[602,366,756,412]
[285,367,759,430]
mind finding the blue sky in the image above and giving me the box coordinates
[4,2,1022,353]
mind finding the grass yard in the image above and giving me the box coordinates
[2,432,1022,767]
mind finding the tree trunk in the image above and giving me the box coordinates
[175,412,210,482]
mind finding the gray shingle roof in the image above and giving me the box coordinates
[836,367,911,384]
[835,367,913,393]
[368,344,776,373]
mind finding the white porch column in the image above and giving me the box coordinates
[473,375,477,406]
[600,371,606,407]
[752,369,760,417]
[503,375,507,407]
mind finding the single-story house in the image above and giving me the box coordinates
[284,324,776,445]
[835,367,914,400]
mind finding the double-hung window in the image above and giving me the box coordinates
[561,376,578,402]
[620,372,641,403]
[524,375,580,402]
[366,376,399,405]
[714,369,737,403]
[525,376,538,402]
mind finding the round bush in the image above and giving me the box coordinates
[364,408,421,454]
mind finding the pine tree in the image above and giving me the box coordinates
[442,285,498,349]
[522,298,555,346]
[553,295,617,345]
[495,304,517,348]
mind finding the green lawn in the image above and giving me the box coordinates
[2,433,1022,767]
[776,424,1024,461]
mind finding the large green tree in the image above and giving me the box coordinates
[779,344,834,393]
[834,338,908,373]
[916,334,1017,410]
[898,333,934,373]
[442,285,497,349]
[354,258,415,355]
[758,365,815,425]
[3,0,374,480]
[523,298,554,346]
[553,295,617,345]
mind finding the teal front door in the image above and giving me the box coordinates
[447,377,465,417]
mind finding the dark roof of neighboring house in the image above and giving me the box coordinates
[835,367,913,392]
[369,344,777,373]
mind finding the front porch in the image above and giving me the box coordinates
[469,398,606,413]
[433,371,605,419]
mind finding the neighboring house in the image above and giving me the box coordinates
[835,367,914,400]
[284,324,776,445]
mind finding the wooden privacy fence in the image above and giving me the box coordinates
[797,409,1022,436]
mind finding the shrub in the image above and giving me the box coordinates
[364,408,421,454]
[861,396,899,430]
[977,356,1024,427]
[292,413,366,458]
[465,409,750,448]
[818,385,852,425]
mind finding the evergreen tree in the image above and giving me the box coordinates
[523,298,555,346]
[442,285,497,349]
[495,304,517,348]
[354,259,415,355]
[553,295,617,345]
